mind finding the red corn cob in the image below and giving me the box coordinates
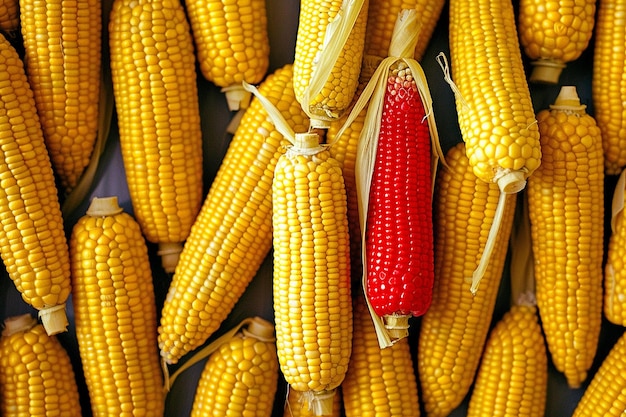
[348,10,440,346]
[364,60,434,336]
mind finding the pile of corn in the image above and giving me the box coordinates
[0,0,624,416]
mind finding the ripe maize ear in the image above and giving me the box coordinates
[283,387,343,417]
[20,0,102,192]
[605,169,626,325]
[527,86,604,388]
[467,185,548,417]
[518,0,596,84]
[158,64,308,365]
[592,0,626,175]
[572,330,626,417]
[272,132,352,415]
[342,295,420,417]
[293,0,368,127]
[0,314,82,417]
[70,196,164,417]
[446,0,541,191]
[418,141,516,417]
[0,0,19,34]
[109,0,204,272]
[355,9,438,345]
[185,0,270,111]
[0,32,72,335]
[442,0,541,301]
[189,317,279,417]
[467,304,547,417]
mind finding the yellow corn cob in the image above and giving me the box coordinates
[605,169,626,325]
[273,132,352,415]
[528,86,604,388]
[158,64,308,365]
[572,330,626,417]
[0,32,71,335]
[418,141,516,417]
[70,196,164,417]
[518,0,596,84]
[467,304,547,417]
[185,0,270,111]
[447,0,541,192]
[592,0,626,175]
[363,0,445,64]
[342,295,420,417]
[0,0,19,34]
[467,185,548,417]
[19,0,102,192]
[0,314,82,417]
[190,317,279,417]
[109,0,204,272]
[283,387,343,417]
[293,0,368,127]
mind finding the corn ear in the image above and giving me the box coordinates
[109,0,204,272]
[19,0,102,192]
[293,0,368,127]
[418,141,516,417]
[592,0,626,174]
[518,0,596,83]
[272,133,352,416]
[572,330,626,417]
[185,0,270,111]
[70,196,164,417]
[0,32,71,335]
[445,0,541,189]
[0,0,19,34]
[334,9,441,346]
[0,314,82,417]
[527,86,604,388]
[605,168,626,325]
[187,317,279,417]
[342,295,420,417]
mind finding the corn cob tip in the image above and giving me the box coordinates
[550,86,586,112]
[309,118,333,130]
[529,59,566,84]
[86,196,124,217]
[245,317,275,341]
[495,169,527,194]
[85,197,182,272]
[383,314,410,340]
[300,389,336,416]
[38,304,69,335]
[1,314,37,337]
[222,85,252,111]
[292,132,323,152]
[157,242,184,274]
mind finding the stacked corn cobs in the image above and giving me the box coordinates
[0,0,623,416]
